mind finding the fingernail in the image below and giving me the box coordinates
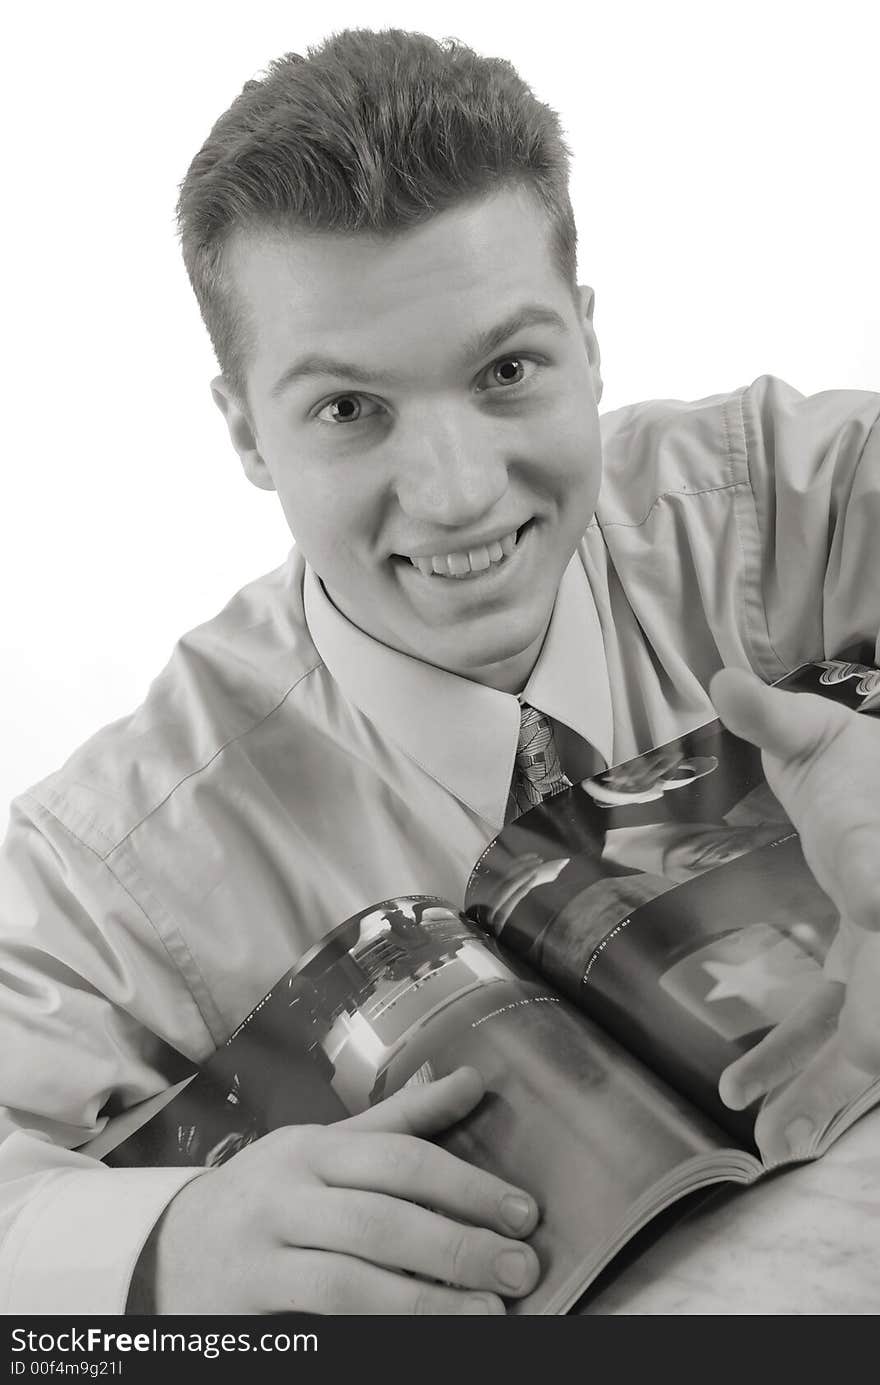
[461,1295,503,1314]
[500,1193,534,1232]
[495,1247,531,1291]
[784,1117,815,1155]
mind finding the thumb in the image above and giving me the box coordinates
[342,1066,486,1136]
[839,932,880,1070]
[709,667,845,764]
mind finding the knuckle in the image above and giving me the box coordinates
[462,1166,494,1209]
[773,1048,802,1086]
[380,1136,421,1181]
[294,1122,326,1149]
[296,1250,377,1316]
[340,1199,385,1252]
[305,1260,339,1315]
[446,1226,475,1287]
[412,1284,442,1316]
[267,1122,319,1155]
[290,1123,330,1169]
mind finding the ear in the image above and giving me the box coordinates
[210,376,276,492]
[575,285,603,406]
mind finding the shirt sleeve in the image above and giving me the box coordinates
[0,1142,203,1313]
[735,375,880,671]
[0,796,213,1313]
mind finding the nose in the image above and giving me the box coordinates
[394,407,508,526]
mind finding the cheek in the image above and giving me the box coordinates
[275,480,386,580]
[552,437,602,513]
[273,483,336,565]
[272,462,339,539]
[543,399,601,477]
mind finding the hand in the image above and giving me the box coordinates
[709,667,880,1164]
[138,1066,541,1314]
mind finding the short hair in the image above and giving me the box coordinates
[176,28,578,406]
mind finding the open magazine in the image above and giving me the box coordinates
[93,657,880,1315]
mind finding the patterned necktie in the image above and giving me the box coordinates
[506,701,573,822]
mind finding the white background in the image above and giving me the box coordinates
[2,0,878,820]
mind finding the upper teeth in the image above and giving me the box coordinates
[409,529,518,578]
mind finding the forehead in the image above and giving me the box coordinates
[223,187,575,388]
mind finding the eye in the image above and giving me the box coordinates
[478,356,540,391]
[314,394,382,424]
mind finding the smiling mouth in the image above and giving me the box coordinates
[398,523,532,579]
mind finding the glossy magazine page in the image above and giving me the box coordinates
[104,894,746,1313]
[466,659,880,1144]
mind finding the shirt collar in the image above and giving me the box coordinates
[302,552,612,829]
[521,550,614,765]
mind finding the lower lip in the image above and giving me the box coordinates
[396,523,534,586]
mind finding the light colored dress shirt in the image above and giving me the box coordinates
[0,375,877,1313]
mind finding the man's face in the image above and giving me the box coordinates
[216,186,603,692]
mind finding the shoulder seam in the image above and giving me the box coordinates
[30,659,326,859]
[15,796,220,1041]
[598,479,744,530]
[109,660,326,855]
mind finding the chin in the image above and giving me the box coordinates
[440,626,544,680]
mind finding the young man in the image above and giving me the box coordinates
[0,29,878,1316]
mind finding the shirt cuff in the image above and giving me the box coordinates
[0,1165,205,1313]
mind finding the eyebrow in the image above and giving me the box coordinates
[269,303,569,398]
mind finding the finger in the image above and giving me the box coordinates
[827,827,880,935]
[709,667,849,766]
[308,1128,539,1238]
[281,1187,540,1298]
[343,1065,486,1137]
[271,1248,507,1315]
[718,981,845,1109]
[822,917,862,983]
[838,930,880,1071]
[752,1032,875,1166]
